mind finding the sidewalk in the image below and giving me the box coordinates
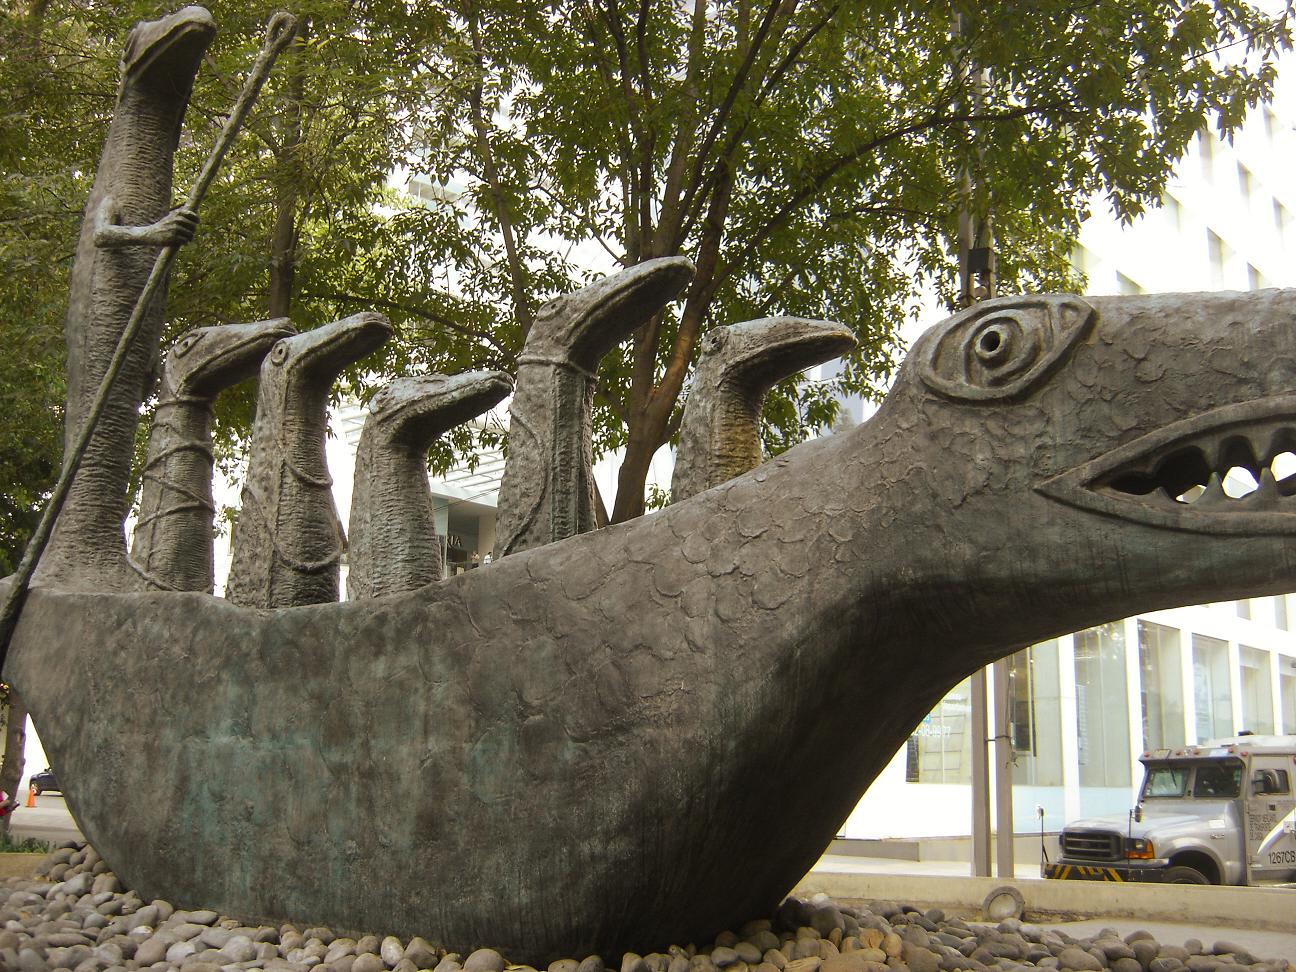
[7,794,83,845]
[805,853,1296,962]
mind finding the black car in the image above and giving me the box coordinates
[30,768,58,795]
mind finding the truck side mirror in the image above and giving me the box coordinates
[1251,770,1277,795]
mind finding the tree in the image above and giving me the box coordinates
[413,0,1291,520]
[0,0,482,531]
[1,0,1290,542]
[0,685,27,831]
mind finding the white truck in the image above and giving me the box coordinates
[1045,734,1296,886]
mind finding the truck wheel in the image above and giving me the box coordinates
[1163,865,1209,885]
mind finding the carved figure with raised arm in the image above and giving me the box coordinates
[38,6,216,590]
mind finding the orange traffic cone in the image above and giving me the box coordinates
[25,784,35,808]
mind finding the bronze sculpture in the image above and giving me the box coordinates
[5,7,1296,967]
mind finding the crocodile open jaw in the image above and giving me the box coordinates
[1038,394,1296,535]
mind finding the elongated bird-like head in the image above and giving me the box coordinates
[869,289,1296,655]
[119,6,215,95]
[697,316,856,403]
[365,371,513,451]
[525,257,695,372]
[163,318,296,399]
[265,312,393,386]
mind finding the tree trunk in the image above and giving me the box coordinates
[268,23,308,319]
[0,691,28,832]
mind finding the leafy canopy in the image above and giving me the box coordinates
[0,0,1290,549]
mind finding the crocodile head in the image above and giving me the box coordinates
[872,289,1296,656]
[365,371,513,451]
[118,6,215,96]
[164,318,296,399]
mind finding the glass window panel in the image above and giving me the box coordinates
[1239,646,1275,734]
[1283,671,1296,734]
[1193,634,1233,741]
[907,678,973,784]
[1074,623,1131,787]
[1193,762,1242,798]
[1275,596,1289,632]
[1008,642,1063,786]
[1139,622,1185,750]
[1143,766,1189,798]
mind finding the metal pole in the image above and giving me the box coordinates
[970,668,992,876]
[993,657,1015,878]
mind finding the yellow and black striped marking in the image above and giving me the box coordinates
[1045,863,1126,881]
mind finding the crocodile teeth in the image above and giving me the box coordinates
[1036,395,1296,535]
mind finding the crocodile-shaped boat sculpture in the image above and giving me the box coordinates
[9,283,1296,961]
[7,9,1296,961]
[131,318,294,593]
[37,5,216,590]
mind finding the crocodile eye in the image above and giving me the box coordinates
[270,341,290,366]
[919,296,1095,401]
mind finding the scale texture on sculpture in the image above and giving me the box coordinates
[8,8,1296,968]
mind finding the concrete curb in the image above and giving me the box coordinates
[797,870,1296,933]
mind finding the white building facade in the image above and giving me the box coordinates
[203,87,1296,845]
[841,95,1296,842]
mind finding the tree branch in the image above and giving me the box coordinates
[465,6,534,338]
[721,101,1071,285]
[298,288,511,356]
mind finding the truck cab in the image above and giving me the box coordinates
[1046,734,1296,886]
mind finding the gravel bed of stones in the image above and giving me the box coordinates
[0,841,1289,972]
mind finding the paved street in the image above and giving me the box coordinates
[7,793,82,845]
[810,853,1296,962]
[0,809,1291,962]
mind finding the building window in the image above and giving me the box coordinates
[1237,599,1252,620]
[1207,230,1232,288]
[1193,634,1233,741]
[1199,131,1215,180]
[1274,200,1293,242]
[1116,272,1143,296]
[1239,645,1275,734]
[1282,664,1296,734]
[1008,642,1063,786]
[1265,106,1281,141]
[1139,621,1185,750]
[1238,163,1255,202]
[905,677,973,783]
[1248,265,1269,290]
[1276,595,1289,632]
[1163,192,1183,231]
[1074,623,1132,788]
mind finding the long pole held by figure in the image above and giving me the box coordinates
[0,12,299,672]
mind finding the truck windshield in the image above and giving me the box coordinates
[1143,765,1189,797]
[1192,762,1242,798]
